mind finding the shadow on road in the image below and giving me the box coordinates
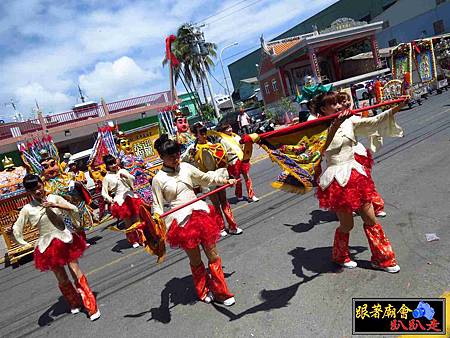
[289,246,368,280]
[123,272,234,324]
[284,210,338,234]
[87,235,102,245]
[38,296,70,326]
[111,239,133,254]
[212,281,302,322]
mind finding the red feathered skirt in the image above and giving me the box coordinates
[166,205,222,250]
[354,150,374,171]
[34,233,87,271]
[111,196,143,220]
[316,169,377,213]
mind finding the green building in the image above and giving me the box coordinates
[228,0,397,90]
[178,92,201,118]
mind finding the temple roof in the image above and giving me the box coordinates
[265,37,303,56]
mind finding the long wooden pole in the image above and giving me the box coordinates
[256,98,407,140]
[160,179,241,218]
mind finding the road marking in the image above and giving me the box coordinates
[86,250,142,277]
[232,189,278,211]
[250,153,268,164]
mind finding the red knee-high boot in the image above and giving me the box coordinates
[75,275,101,321]
[228,162,242,199]
[363,223,397,268]
[245,177,255,199]
[222,202,237,231]
[332,228,352,264]
[59,281,82,313]
[235,180,243,199]
[372,191,385,215]
[126,229,140,246]
[208,257,234,304]
[190,262,211,302]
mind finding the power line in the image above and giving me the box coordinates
[196,0,248,24]
[207,68,228,91]
[223,45,260,61]
[205,0,264,25]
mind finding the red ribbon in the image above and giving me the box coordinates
[165,35,180,68]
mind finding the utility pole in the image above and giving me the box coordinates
[191,26,221,119]
[220,42,238,111]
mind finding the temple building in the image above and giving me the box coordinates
[257,18,384,106]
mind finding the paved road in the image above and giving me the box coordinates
[1,93,449,338]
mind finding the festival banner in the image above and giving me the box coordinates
[252,100,406,194]
[413,39,438,83]
[392,43,412,83]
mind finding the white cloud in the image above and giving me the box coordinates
[0,0,337,120]
[14,83,74,116]
[79,56,163,100]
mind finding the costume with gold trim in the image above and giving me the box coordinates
[19,135,93,231]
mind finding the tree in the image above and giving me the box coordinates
[162,23,218,119]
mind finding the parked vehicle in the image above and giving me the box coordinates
[252,118,275,134]
[69,149,95,191]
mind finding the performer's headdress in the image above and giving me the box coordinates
[18,134,60,175]
[88,125,119,168]
[172,110,187,123]
[2,156,15,170]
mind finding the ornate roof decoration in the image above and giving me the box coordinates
[261,35,303,56]
[320,18,367,34]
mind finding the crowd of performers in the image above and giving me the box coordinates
[10,90,407,321]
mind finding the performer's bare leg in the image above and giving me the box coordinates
[201,244,219,263]
[68,260,84,280]
[185,246,202,267]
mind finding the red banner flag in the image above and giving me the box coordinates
[165,34,180,68]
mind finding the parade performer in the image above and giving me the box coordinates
[313,91,404,272]
[191,122,243,236]
[89,163,108,221]
[214,124,259,202]
[12,174,100,320]
[101,154,143,248]
[19,136,94,235]
[68,161,87,185]
[337,91,386,217]
[173,111,196,157]
[152,134,236,305]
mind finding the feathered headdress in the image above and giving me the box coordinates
[18,134,59,175]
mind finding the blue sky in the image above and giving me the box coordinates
[0,0,337,121]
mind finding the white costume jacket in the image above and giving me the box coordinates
[152,162,229,228]
[319,108,403,190]
[102,169,138,205]
[13,194,79,253]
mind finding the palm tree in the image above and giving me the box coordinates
[163,23,217,113]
